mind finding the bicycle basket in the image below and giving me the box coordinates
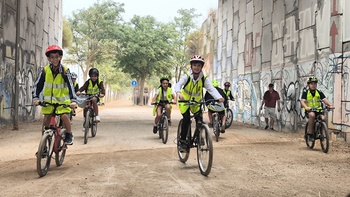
[76,96,88,108]
[207,102,225,112]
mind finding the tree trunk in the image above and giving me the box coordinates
[138,75,147,106]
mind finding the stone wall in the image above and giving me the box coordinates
[0,0,62,125]
[201,0,350,140]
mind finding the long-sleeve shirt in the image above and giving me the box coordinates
[175,70,223,100]
[32,64,77,103]
[78,79,105,95]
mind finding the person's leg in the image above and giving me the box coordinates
[220,111,226,132]
[181,110,191,141]
[61,113,73,145]
[92,97,100,121]
[153,106,162,133]
[208,110,213,127]
[308,112,316,134]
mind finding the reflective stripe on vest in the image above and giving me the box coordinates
[43,65,70,104]
[156,87,173,102]
[306,90,322,112]
[87,79,101,95]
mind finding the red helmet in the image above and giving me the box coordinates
[190,55,205,65]
[45,45,63,57]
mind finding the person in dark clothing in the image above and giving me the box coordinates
[205,80,227,133]
[260,83,281,131]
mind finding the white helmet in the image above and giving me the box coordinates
[71,72,78,79]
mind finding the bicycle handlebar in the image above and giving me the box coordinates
[151,101,174,106]
[178,99,219,106]
[38,101,70,108]
[307,106,334,112]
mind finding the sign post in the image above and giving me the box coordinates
[131,79,138,105]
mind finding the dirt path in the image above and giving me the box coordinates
[0,100,349,197]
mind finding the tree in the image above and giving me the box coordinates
[62,17,73,49]
[172,8,201,82]
[66,0,125,81]
[117,16,174,105]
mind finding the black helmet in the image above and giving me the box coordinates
[160,77,169,83]
[89,68,99,77]
[307,76,318,84]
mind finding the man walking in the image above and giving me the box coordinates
[260,83,281,130]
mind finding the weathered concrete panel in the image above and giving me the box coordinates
[252,47,261,72]
[19,0,27,38]
[285,0,298,14]
[246,1,253,34]
[4,5,16,58]
[232,12,239,41]
[227,0,233,30]
[253,0,261,14]
[36,0,43,10]
[344,0,350,42]
[35,6,43,47]
[272,0,284,40]
[222,20,227,47]
[298,28,315,61]
[238,22,245,53]
[222,0,228,22]
[27,0,36,23]
[231,40,238,69]
[329,16,342,53]
[261,24,272,63]
[43,0,49,33]
[262,0,272,26]
[25,21,36,64]
[299,0,316,29]
[239,0,246,24]
[0,1,3,27]
[316,0,331,49]
[283,11,298,57]
[233,0,239,13]
[253,11,262,47]
[5,0,16,10]
[244,33,253,67]
[237,52,244,74]
[217,36,222,61]
[227,29,233,57]
[271,39,283,68]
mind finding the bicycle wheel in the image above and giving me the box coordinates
[37,133,53,177]
[158,118,163,139]
[91,115,97,137]
[177,119,190,163]
[55,135,67,166]
[225,109,233,128]
[197,124,213,176]
[161,116,169,144]
[84,110,90,144]
[304,122,315,149]
[319,122,329,153]
[213,114,220,142]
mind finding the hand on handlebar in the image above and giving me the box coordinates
[76,91,81,96]
[100,93,105,98]
[70,102,77,109]
[328,105,335,109]
[177,93,184,101]
[33,100,40,106]
[218,98,225,103]
[305,106,312,111]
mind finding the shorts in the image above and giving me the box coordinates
[305,111,324,119]
[208,108,225,116]
[264,107,277,120]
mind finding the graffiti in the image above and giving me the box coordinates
[244,33,253,67]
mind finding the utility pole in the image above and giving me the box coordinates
[13,0,21,130]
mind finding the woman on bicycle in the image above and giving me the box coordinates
[76,68,105,122]
[205,79,227,133]
[300,76,334,141]
[32,45,77,145]
[175,55,224,152]
[151,77,176,133]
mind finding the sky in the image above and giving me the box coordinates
[62,0,218,24]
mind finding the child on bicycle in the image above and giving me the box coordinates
[300,76,334,141]
[175,55,224,152]
[76,68,105,122]
[223,81,235,102]
[32,45,77,145]
[205,79,227,133]
[151,77,176,133]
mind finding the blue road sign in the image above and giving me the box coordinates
[131,79,138,87]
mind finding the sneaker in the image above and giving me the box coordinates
[95,115,100,122]
[65,133,74,145]
[220,125,226,133]
[178,140,188,153]
[271,128,274,131]
[307,134,315,142]
[264,125,269,130]
[168,119,171,126]
[153,126,157,134]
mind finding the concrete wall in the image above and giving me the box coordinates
[202,0,350,139]
[0,0,62,125]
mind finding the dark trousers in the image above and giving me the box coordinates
[181,109,203,141]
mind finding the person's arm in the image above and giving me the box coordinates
[32,68,45,104]
[276,91,281,112]
[74,83,79,93]
[260,92,266,110]
[175,74,189,100]
[63,69,77,103]
[204,78,224,102]
[300,90,310,111]
[99,81,105,95]
[319,90,334,108]
[229,91,234,101]
[77,81,89,93]
[151,89,159,103]
[172,93,177,104]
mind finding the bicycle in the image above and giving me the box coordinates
[177,99,214,176]
[304,105,333,153]
[207,100,225,142]
[79,94,99,144]
[151,101,173,144]
[225,102,233,129]
[36,102,71,177]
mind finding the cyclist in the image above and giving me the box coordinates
[175,55,225,152]
[76,68,105,122]
[151,77,176,133]
[32,45,77,145]
[300,76,334,141]
[205,79,227,133]
[223,82,234,102]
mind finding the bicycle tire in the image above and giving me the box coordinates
[213,113,220,142]
[158,117,163,139]
[91,115,97,137]
[319,122,329,153]
[37,133,53,177]
[304,122,315,149]
[55,135,66,166]
[197,124,213,176]
[84,110,90,144]
[225,109,233,129]
[177,119,189,163]
[161,116,169,144]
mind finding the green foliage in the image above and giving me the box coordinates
[62,17,73,49]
